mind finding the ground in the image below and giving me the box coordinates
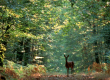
[21,72,110,80]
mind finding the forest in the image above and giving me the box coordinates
[0,0,110,80]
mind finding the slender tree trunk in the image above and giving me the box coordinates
[23,38,31,66]
[93,25,99,63]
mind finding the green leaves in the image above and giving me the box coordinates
[1,0,110,73]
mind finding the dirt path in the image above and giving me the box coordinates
[21,73,110,80]
[39,75,96,80]
[28,74,109,80]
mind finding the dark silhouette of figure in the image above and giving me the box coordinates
[69,0,75,7]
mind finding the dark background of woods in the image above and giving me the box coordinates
[0,0,110,75]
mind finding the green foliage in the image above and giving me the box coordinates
[42,0,110,73]
[1,60,46,79]
[0,0,110,76]
[0,44,6,67]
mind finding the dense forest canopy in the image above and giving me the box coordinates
[0,0,110,79]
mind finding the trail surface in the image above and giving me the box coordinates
[23,73,110,80]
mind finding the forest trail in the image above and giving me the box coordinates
[38,75,95,80]
[20,73,110,80]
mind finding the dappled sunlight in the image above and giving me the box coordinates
[0,0,110,79]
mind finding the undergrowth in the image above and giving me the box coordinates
[0,60,46,80]
[1,61,110,80]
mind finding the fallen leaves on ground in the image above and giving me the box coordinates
[20,73,110,80]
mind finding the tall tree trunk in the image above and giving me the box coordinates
[17,40,24,61]
[23,38,31,66]
[93,25,99,63]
